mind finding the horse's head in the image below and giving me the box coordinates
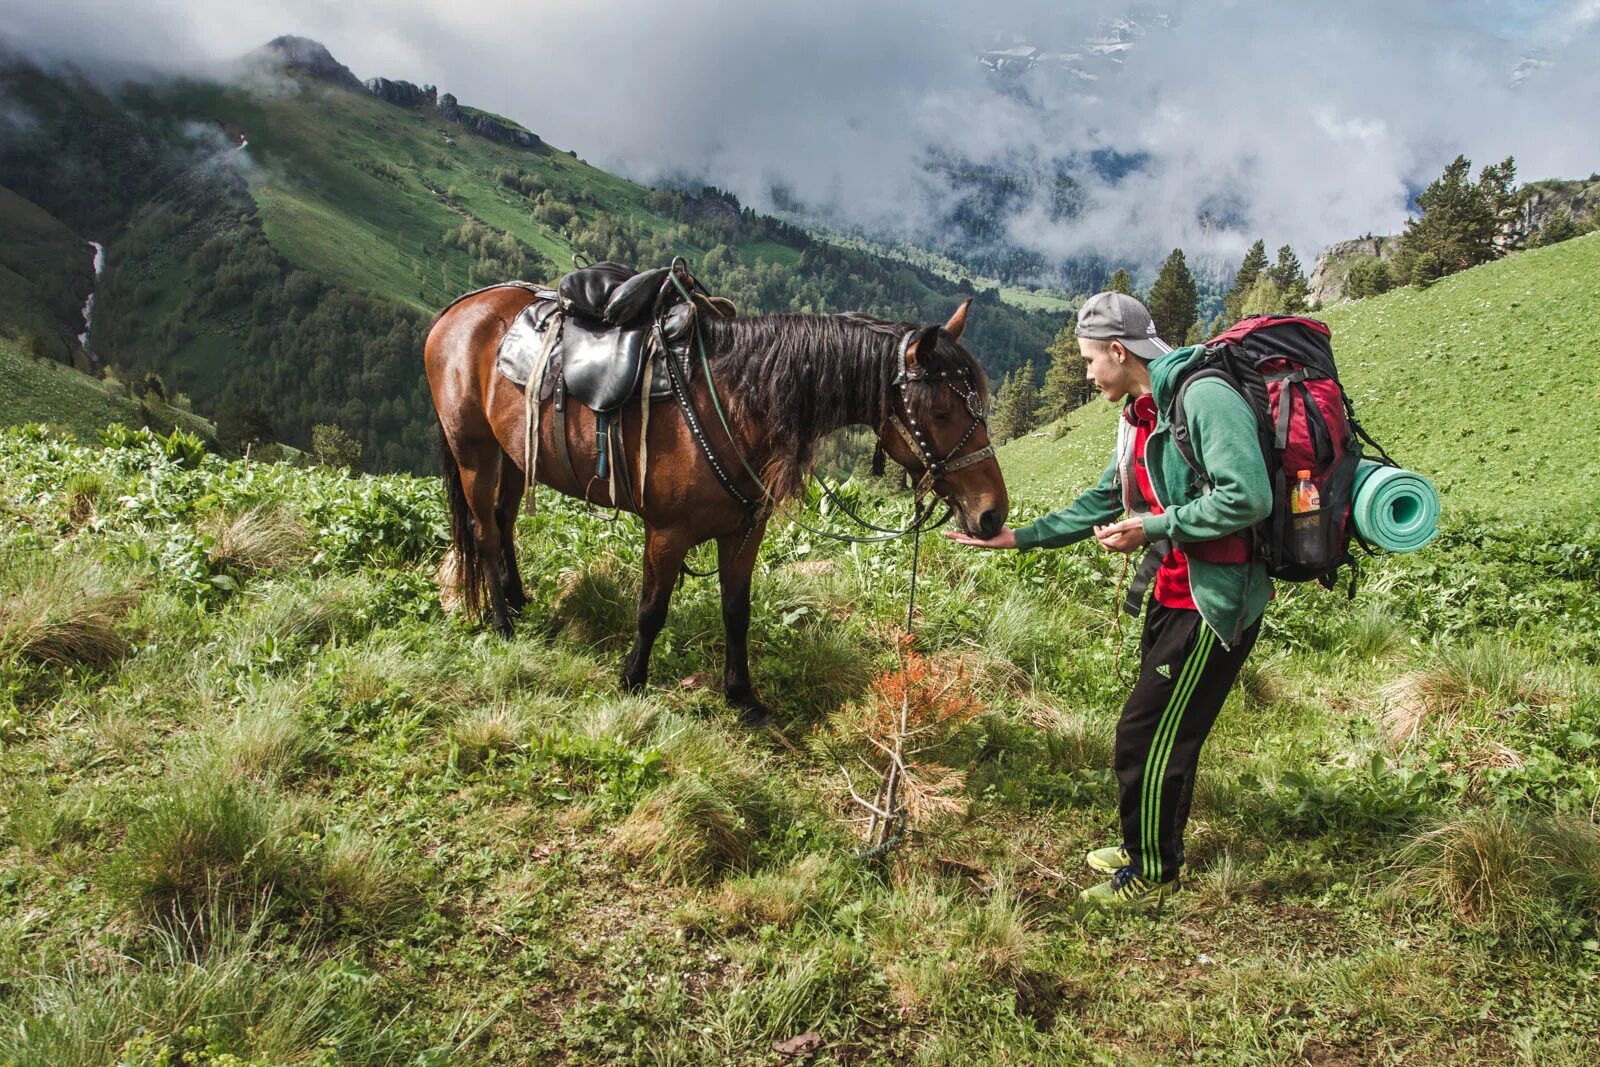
[877,300,1009,539]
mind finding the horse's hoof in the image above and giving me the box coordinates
[735,702,774,729]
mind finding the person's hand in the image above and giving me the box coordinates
[943,526,1017,550]
[1093,517,1148,554]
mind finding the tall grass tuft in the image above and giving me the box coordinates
[613,774,751,884]
[956,876,1037,981]
[0,552,140,668]
[1382,638,1560,746]
[450,703,528,770]
[0,912,403,1066]
[1392,811,1600,940]
[551,554,637,649]
[107,776,301,923]
[62,470,107,528]
[208,688,320,782]
[199,504,311,576]
[317,828,422,929]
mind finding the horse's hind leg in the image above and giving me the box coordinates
[495,456,527,616]
[621,525,691,693]
[456,437,516,636]
[717,521,773,727]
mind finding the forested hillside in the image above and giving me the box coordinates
[0,46,1060,472]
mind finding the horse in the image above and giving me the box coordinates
[425,288,1008,725]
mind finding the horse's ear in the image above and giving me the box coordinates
[943,298,973,342]
[905,325,940,370]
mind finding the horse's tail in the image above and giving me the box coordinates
[437,424,487,621]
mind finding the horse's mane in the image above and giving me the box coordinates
[700,312,989,503]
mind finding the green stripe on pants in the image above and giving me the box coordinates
[1140,625,1214,880]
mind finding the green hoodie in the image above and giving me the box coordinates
[1013,345,1272,647]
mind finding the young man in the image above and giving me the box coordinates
[946,291,1271,911]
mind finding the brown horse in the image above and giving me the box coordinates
[425,289,1008,724]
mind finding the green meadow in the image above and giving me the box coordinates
[2,239,1599,1066]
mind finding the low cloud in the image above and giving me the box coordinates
[5,1,1597,276]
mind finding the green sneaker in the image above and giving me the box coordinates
[1078,865,1180,913]
[1085,845,1131,874]
[1086,845,1186,877]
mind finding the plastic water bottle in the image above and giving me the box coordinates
[1291,469,1322,563]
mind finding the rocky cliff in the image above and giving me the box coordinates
[433,93,542,150]
[252,36,363,91]
[1309,235,1398,305]
[365,77,435,108]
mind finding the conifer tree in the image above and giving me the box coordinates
[1147,248,1198,344]
[1269,245,1309,313]
[1391,154,1522,285]
[993,363,1040,443]
[1223,239,1268,321]
[1040,329,1092,423]
[1107,268,1134,295]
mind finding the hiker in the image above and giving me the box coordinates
[945,291,1272,911]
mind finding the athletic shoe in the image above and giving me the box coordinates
[1078,865,1180,913]
[1086,845,1184,876]
[1085,844,1130,874]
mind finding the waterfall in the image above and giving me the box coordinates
[77,239,105,360]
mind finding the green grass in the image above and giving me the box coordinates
[0,333,215,441]
[3,423,1598,1062]
[1000,233,1600,524]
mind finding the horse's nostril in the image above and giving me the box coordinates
[979,509,1001,538]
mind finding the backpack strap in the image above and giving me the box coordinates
[1169,364,1236,486]
[1124,540,1172,616]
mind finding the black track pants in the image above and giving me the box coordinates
[1116,599,1261,884]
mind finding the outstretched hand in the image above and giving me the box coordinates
[943,527,1017,550]
[1093,517,1148,554]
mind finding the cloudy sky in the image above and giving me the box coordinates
[6,1,1599,273]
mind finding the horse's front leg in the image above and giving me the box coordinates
[621,525,691,693]
[717,520,772,727]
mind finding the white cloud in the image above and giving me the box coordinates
[4,1,1596,275]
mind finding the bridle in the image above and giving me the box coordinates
[882,328,996,507]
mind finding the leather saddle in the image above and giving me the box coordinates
[494,263,700,413]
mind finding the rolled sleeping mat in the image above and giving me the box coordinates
[1351,460,1440,553]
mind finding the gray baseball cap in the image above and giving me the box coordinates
[1074,291,1172,362]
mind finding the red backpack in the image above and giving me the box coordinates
[1170,315,1391,591]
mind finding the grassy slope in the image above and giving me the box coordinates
[1001,232,1600,524]
[0,333,214,440]
[3,426,1597,1064]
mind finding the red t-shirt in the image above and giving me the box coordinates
[1127,394,1198,609]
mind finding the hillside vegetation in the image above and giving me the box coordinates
[0,53,1058,472]
[0,333,215,443]
[1001,232,1600,524]
[2,410,1597,1061]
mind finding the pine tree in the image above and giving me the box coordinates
[1391,154,1509,285]
[1269,245,1309,313]
[1147,248,1198,344]
[1107,268,1133,295]
[1478,156,1525,250]
[993,363,1040,443]
[1039,329,1092,423]
[1223,239,1268,321]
